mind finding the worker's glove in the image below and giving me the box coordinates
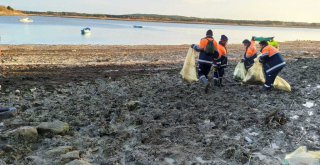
[241,59,245,63]
[259,58,264,63]
[191,44,196,49]
[251,36,256,41]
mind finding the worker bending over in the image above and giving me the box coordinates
[242,37,257,69]
[259,41,286,91]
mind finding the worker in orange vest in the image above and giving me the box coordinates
[242,37,258,69]
[212,35,228,87]
[191,29,219,93]
[259,40,286,90]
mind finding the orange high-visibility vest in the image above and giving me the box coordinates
[262,45,280,57]
[218,44,227,58]
[199,38,218,51]
[245,41,257,58]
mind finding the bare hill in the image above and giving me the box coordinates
[0,6,24,16]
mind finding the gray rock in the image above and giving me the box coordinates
[0,107,17,120]
[61,151,80,162]
[26,156,47,165]
[15,90,21,95]
[46,146,73,157]
[0,145,15,152]
[37,120,70,135]
[65,159,91,165]
[125,101,141,111]
[8,126,38,140]
[0,159,6,165]
[244,137,253,144]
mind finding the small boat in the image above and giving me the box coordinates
[19,17,33,23]
[81,27,91,35]
[133,25,143,28]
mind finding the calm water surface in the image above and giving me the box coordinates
[0,16,319,45]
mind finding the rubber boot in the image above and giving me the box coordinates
[262,84,272,91]
[200,76,210,94]
[219,78,224,87]
[213,78,218,86]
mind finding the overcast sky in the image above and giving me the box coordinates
[2,0,320,23]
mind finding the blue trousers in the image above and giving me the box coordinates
[263,66,283,89]
[198,63,212,79]
[213,67,224,79]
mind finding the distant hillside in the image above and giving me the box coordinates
[23,11,320,29]
[0,6,24,16]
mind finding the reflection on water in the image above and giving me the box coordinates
[0,16,320,45]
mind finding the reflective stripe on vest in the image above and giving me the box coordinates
[197,59,213,64]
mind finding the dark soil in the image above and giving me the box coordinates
[0,58,319,165]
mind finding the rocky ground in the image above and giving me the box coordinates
[0,42,319,165]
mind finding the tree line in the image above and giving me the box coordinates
[22,11,320,28]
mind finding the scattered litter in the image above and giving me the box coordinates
[198,120,216,132]
[252,152,267,160]
[15,90,21,95]
[165,158,176,165]
[301,66,309,69]
[317,85,320,89]
[196,157,211,164]
[283,146,320,165]
[303,101,315,108]
[30,87,37,92]
[265,110,288,125]
[244,137,253,144]
[308,111,314,116]
[249,132,259,136]
[271,143,280,149]
[291,115,299,120]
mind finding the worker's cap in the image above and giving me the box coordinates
[206,30,213,36]
[221,35,228,41]
[259,40,269,45]
[242,39,250,44]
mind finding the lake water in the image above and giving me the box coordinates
[1,16,320,45]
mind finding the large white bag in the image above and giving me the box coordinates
[233,62,247,81]
[180,48,198,82]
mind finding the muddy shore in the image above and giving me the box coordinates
[0,42,319,164]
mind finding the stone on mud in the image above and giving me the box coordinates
[46,146,73,157]
[0,159,6,165]
[60,151,80,162]
[65,159,91,165]
[25,156,47,165]
[0,107,18,120]
[37,120,70,135]
[125,101,141,111]
[8,126,38,140]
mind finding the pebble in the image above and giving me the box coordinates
[15,90,21,95]
[244,137,253,144]
[65,159,91,165]
[37,120,70,135]
[46,146,73,157]
[26,156,47,165]
[8,126,38,140]
[303,101,315,108]
[61,151,80,163]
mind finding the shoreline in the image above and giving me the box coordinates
[1,41,319,78]
[3,13,319,30]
